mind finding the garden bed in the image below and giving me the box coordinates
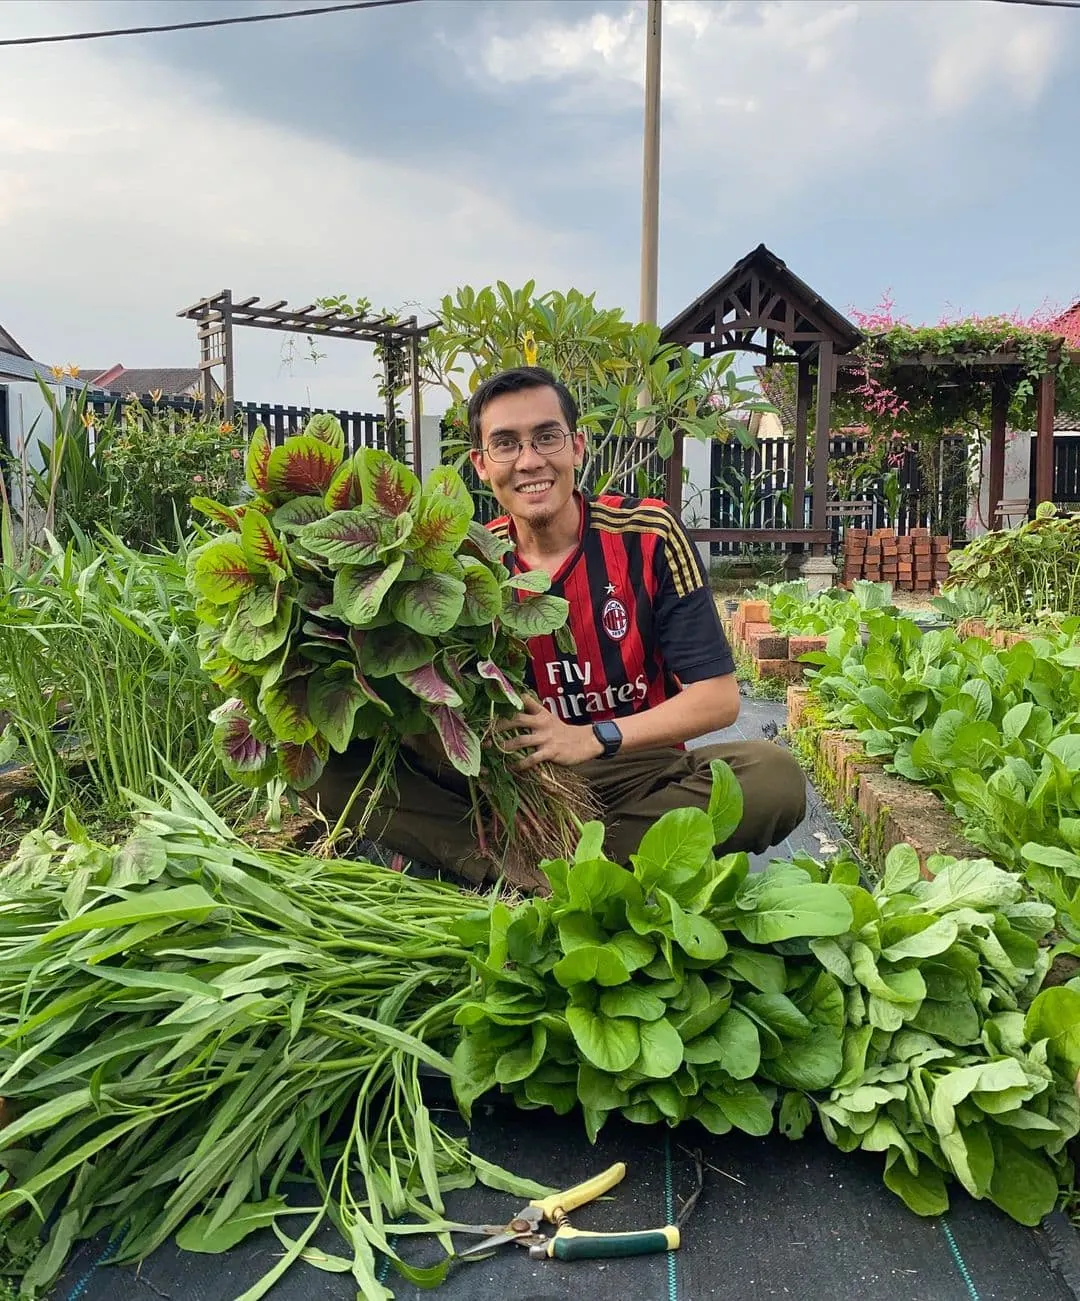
[786,684,980,877]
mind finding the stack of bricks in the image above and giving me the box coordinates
[725,599,828,682]
[841,527,950,593]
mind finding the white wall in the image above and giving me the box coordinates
[968,431,1030,536]
[2,378,63,509]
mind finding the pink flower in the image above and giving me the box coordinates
[193,474,204,483]
[230,448,241,459]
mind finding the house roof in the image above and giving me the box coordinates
[661,243,863,357]
[1050,301,1080,349]
[80,366,211,396]
[0,323,32,360]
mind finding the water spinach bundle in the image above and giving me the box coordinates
[186,416,591,881]
[452,768,1079,1227]
[0,785,549,1299]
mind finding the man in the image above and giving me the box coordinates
[312,365,805,881]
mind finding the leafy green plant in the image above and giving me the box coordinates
[753,578,896,637]
[424,282,774,483]
[0,529,227,825]
[451,775,1074,1225]
[188,415,593,878]
[0,782,542,1299]
[945,503,1080,624]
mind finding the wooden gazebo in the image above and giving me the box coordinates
[661,244,863,553]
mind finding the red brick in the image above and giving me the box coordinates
[932,536,950,553]
[789,635,829,660]
[786,685,811,729]
[739,600,770,624]
[748,630,790,660]
[756,658,803,682]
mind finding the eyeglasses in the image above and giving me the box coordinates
[483,429,569,462]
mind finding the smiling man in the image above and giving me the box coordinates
[466,365,806,865]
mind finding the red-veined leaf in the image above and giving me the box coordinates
[353,662,393,715]
[191,496,243,530]
[191,540,257,605]
[477,659,524,710]
[296,582,335,614]
[221,594,294,661]
[262,676,317,745]
[245,425,272,494]
[266,434,341,500]
[459,557,503,625]
[428,705,481,776]
[359,627,434,676]
[307,667,368,753]
[410,467,473,564]
[334,556,404,625]
[272,496,327,533]
[325,456,363,511]
[300,508,384,566]
[504,570,551,593]
[389,573,465,636]
[304,412,346,455]
[356,447,422,517]
[279,735,328,790]
[499,593,570,638]
[464,520,512,564]
[241,508,288,575]
[212,708,278,787]
[397,663,463,707]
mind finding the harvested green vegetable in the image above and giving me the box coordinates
[187,415,594,882]
[451,768,1078,1226]
[0,781,542,1299]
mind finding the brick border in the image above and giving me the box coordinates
[723,600,828,684]
[786,684,980,879]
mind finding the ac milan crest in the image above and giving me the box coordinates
[601,596,629,642]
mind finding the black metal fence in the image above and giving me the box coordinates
[709,434,970,553]
[1029,434,1080,511]
[85,392,392,457]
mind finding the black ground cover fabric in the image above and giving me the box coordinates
[55,1106,1074,1301]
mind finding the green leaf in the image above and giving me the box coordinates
[658,890,727,960]
[356,447,422,517]
[631,806,714,890]
[390,572,466,636]
[300,507,386,566]
[707,759,743,845]
[307,667,367,753]
[499,593,570,638]
[176,1198,287,1253]
[266,433,341,500]
[634,1017,684,1078]
[778,1092,812,1140]
[191,540,256,605]
[882,1150,949,1217]
[1024,986,1080,1080]
[428,705,481,777]
[221,591,294,662]
[712,1082,774,1137]
[334,556,405,625]
[683,1008,760,1078]
[495,1025,547,1085]
[552,944,630,988]
[598,986,666,1021]
[40,885,218,942]
[882,843,921,894]
[735,883,853,944]
[566,1006,640,1073]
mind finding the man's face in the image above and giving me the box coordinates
[469,385,585,530]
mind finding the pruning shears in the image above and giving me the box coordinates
[450,1162,680,1262]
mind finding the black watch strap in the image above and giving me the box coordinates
[592,720,623,759]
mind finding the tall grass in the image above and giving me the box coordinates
[0,529,230,823]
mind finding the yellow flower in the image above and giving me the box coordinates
[522,330,538,366]
[81,410,95,430]
[149,388,163,404]
[219,420,235,435]
[65,365,80,378]
[50,364,64,380]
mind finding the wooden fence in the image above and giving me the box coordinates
[85,393,393,458]
[708,434,971,554]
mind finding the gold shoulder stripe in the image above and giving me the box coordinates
[590,504,701,598]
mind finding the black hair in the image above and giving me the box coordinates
[466,366,579,448]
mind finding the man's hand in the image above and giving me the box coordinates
[497,696,603,769]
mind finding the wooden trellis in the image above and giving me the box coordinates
[177,290,437,473]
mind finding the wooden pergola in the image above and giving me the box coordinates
[177,291,437,472]
[661,244,863,552]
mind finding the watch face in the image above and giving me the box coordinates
[596,722,620,743]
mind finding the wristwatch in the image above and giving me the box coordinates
[592,720,623,759]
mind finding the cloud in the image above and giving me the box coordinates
[0,2,591,409]
[469,0,1063,206]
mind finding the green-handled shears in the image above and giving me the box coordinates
[451,1161,680,1262]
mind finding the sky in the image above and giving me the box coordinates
[1,0,1078,413]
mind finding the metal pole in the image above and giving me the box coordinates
[637,0,662,444]
[639,0,662,326]
[409,331,422,478]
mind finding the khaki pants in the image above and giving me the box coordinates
[309,739,806,884]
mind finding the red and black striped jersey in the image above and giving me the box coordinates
[487,493,735,726]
